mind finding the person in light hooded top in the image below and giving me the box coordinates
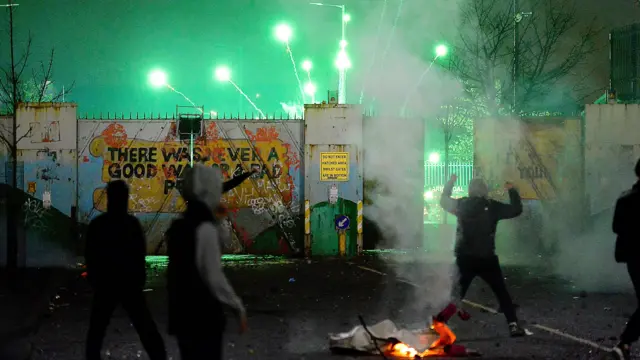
[166,164,247,360]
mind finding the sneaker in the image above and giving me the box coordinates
[508,322,526,337]
[612,343,630,360]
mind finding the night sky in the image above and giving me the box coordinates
[3,0,639,116]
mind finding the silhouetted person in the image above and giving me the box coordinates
[166,164,248,360]
[440,175,527,337]
[84,180,166,360]
[612,159,640,360]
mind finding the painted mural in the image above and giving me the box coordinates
[78,120,304,255]
[474,117,582,200]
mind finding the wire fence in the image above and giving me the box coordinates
[424,161,474,190]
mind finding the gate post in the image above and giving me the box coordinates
[304,103,364,257]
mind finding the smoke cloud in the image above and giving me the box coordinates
[351,0,464,314]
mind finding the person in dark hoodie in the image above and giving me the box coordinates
[223,167,258,193]
[440,174,527,337]
[84,180,166,360]
[166,164,248,360]
[611,158,640,360]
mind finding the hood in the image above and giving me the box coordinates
[468,178,489,198]
[180,164,223,211]
[106,180,129,214]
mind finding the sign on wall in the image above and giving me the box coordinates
[320,152,349,181]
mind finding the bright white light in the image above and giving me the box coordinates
[214,67,231,82]
[275,23,292,43]
[302,60,312,72]
[149,70,167,88]
[435,44,448,57]
[335,49,351,70]
[210,110,218,117]
[339,39,347,49]
[256,93,261,98]
[428,152,440,164]
[304,82,317,96]
[424,191,434,201]
[343,13,351,22]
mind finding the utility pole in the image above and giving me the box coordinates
[3,0,20,275]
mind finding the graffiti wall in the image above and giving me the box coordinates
[474,117,582,200]
[0,104,79,267]
[78,119,304,255]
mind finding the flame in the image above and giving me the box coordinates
[387,320,457,358]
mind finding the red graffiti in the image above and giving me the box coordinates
[162,166,176,179]
[205,122,220,141]
[164,123,177,142]
[83,156,90,163]
[235,224,253,249]
[278,237,291,255]
[283,143,301,171]
[244,126,279,142]
[101,123,128,148]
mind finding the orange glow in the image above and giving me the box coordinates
[386,320,457,358]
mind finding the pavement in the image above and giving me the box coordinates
[0,267,81,360]
[22,254,636,360]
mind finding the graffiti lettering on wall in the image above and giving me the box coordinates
[89,123,301,214]
[23,198,49,230]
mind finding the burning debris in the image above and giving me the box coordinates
[329,304,480,358]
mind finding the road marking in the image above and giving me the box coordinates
[531,324,612,352]
[461,299,498,314]
[351,262,614,353]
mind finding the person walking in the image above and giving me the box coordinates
[440,174,527,337]
[612,158,640,360]
[85,180,166,360]
[166,164,248,360]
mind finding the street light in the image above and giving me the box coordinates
[428,152,440,164]
[310,2,350,104]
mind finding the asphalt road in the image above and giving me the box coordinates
[26,255,634,360]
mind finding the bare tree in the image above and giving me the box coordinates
[0,2,74,273]
[452,0,600,116]
[435,95,477,223]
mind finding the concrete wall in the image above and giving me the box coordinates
[78,119,305,255]
[474,116,582,201]
[0,104,79,266]
[585,104,640,215]
[304,104,364,256]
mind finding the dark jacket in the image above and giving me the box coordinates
[440,180,523,258]
[613,182,640,263]
[167,164,245,335]
[223,171,254,193]
[85,188,147,291]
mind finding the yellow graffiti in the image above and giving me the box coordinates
[89,137,292,213]
[474,118,581,200]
